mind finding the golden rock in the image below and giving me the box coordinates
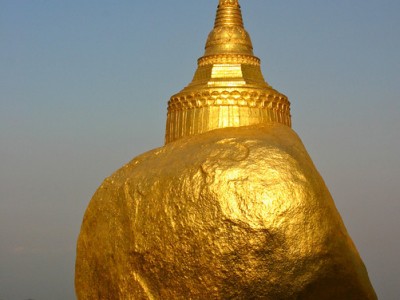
[76,1,377,299]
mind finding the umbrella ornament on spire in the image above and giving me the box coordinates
[219,0,239,6]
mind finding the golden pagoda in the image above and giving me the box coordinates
[166,0,290,143]
[76,1,377,299]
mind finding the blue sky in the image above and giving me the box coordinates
[1,1,399,299]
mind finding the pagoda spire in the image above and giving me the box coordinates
[204,0,253,56]
[215,0,243,27]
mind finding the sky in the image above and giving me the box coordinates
[0,0,399,299]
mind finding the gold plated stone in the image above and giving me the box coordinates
[76,1,377,299]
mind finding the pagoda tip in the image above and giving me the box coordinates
[219,0,240,7]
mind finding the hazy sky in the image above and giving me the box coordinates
[1,1,399,299]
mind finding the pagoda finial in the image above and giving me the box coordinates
[214,0,243,28]
[219,0,239,6]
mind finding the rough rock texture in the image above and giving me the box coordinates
[76,124,377,299]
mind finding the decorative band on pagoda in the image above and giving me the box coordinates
[165,90,291,144]
[198,54,260,67]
